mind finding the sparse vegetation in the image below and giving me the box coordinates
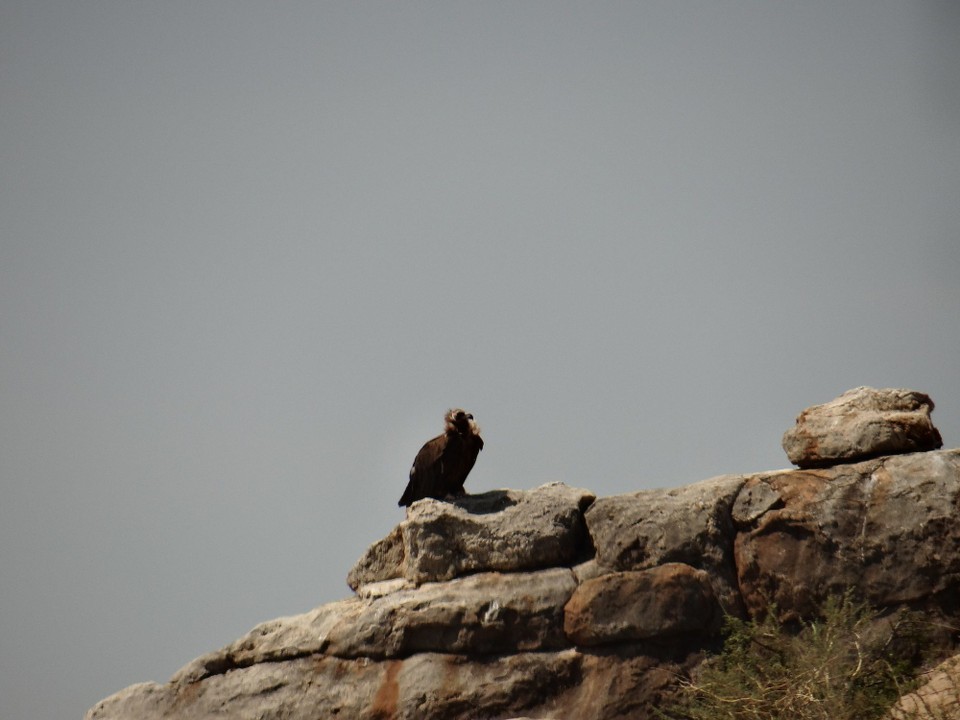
[658,593,959,720]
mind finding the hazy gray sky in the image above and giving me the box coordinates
[2,2,958,717]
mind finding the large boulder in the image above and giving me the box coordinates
[734,449,960,621]
[348,483,595,589]
[564,563,722,646]
[583,474,746,614]
[782,386,942,468]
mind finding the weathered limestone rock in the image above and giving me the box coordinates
[734,449,960,620]
[356,577,413,599]
[176,568,576,683]
[564,563,722,646]
[325,568,577,659]
[348,483,595,590]
[887,653,960,720]
[89,657,384,720]
[782,386,942,468]
[584,474,745,614]
[172,597,362,683]
[346,524,404,589]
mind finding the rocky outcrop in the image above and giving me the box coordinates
[87,389,956,720]
[782,386,942,468]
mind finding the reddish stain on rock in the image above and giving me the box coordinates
[370,659,402,720]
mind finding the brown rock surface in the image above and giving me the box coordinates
[782,386,942,468]
[564,563,721,646]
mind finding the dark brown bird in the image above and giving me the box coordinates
[398,408,483,507]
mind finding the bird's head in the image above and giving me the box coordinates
[445,408,480,436]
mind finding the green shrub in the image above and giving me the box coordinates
[660,593,928,720]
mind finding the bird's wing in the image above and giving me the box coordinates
[398,433,447,506]
[443,433,482,495]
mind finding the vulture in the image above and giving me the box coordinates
[398,408,483,507]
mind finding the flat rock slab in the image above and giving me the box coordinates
[174,567,577,684]
[782,386,942,468]
[325,568,577,659]
[564,563,721,646]
[89,651,584,720]
[172,598,362,683]
[734,449,960,620]
[348,482,595,589]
